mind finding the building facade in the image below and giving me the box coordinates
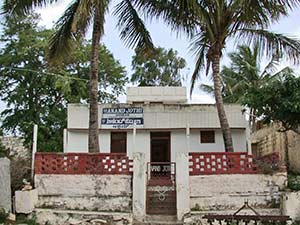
[64,87,250,160]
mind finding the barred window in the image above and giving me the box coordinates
[200,131,215,143]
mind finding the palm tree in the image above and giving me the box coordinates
[201,44,293,132]
[136,0,300,152]
[2,0,154,152]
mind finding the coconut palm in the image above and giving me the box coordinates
[2,0,154,152]
[135,0,300,152]
[201,44,294,132]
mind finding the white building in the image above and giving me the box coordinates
[34,87,287,224]
[65,86,250,160]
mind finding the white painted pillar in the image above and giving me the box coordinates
[63,129,67,152]
[176,152,190,220]
[132,124,136,154]
[186,123,190,153]
[31,124,38,181]
[246,123,252,154]
[175,123,191,220]
[132,152,147,222]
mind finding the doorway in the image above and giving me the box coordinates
[147,132,176,215]
[150,132,170,163]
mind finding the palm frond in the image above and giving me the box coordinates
[232,0,300,28]
[48,0,95,62]
[189,33,209,96]
[260,55,279,77]
[131,0,202,37]
[2,0,58,15]
[190,53,205,97]
[268,67,294,81]
[200,84,214,94]
[236,29,300,64]
[114,0,153,50]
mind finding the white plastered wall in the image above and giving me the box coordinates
[127,130,150,161]
[170,129,247,161]
[188,129,246,153]
[66,130,150,161]
[67,129,246,162]
[65,130,111,153]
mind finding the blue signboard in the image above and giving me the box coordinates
[101,107,144,128]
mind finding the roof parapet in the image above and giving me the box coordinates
[126,87,187,104]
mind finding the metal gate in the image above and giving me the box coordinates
[146,162,177,215]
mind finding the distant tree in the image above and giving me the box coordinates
[0,14,127,152]
[131,47,186,86]
[58,41,128,104]
[3,0,154,153]
[201,45,292,131]
[246,75,300,134]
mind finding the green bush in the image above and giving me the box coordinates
[288,174,300,191]
[16,214,39,225]
[0,208,8,223]
[0,141,9,158]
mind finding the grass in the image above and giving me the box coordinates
[0,214,39,225]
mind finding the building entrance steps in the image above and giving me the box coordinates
[133,215,183,225]
[146,162,177,215]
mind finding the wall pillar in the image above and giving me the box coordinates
[246,122,252,154]
[31,124,38,181]
[63,129,67,152]
[282,191,300,221]
[176,152,190,221]
[132,152,147,222]
[0,157,11,213]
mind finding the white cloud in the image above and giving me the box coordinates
[189,93,215,104]
[37,0,71,28]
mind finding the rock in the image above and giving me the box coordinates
[15,189,38,214]
[68,218,83,225]
[90,219,108,224]
[6,213,16,223]
[21,184,33,191]
[0,158,11,213]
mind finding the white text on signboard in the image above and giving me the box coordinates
[101,107,144,129]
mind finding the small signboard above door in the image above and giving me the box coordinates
[101,107,144,129]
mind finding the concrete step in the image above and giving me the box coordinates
[134,222,183,225]
[146,190,177,215]
[34,208,132,225]
[190,208,282,216]
[133,215,183,225]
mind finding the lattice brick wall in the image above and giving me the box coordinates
[35,153,133,175]
[189,152,258,175]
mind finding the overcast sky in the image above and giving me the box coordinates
[2,0,300,103]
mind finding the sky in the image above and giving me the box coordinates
[2,0,300,104]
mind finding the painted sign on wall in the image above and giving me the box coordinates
[101,107,144,129]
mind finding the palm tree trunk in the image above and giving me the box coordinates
[211,53,234,152]
[88,9,102,153]
[251,108,257,133]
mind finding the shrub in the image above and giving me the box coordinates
[0,208,8,223]
[10,157,32,193]
[16,214,39,225]
[288,173,300,191]
[0,140,9,158]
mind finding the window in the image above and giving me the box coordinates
[111,132,127,153]
[200,131,215,143]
